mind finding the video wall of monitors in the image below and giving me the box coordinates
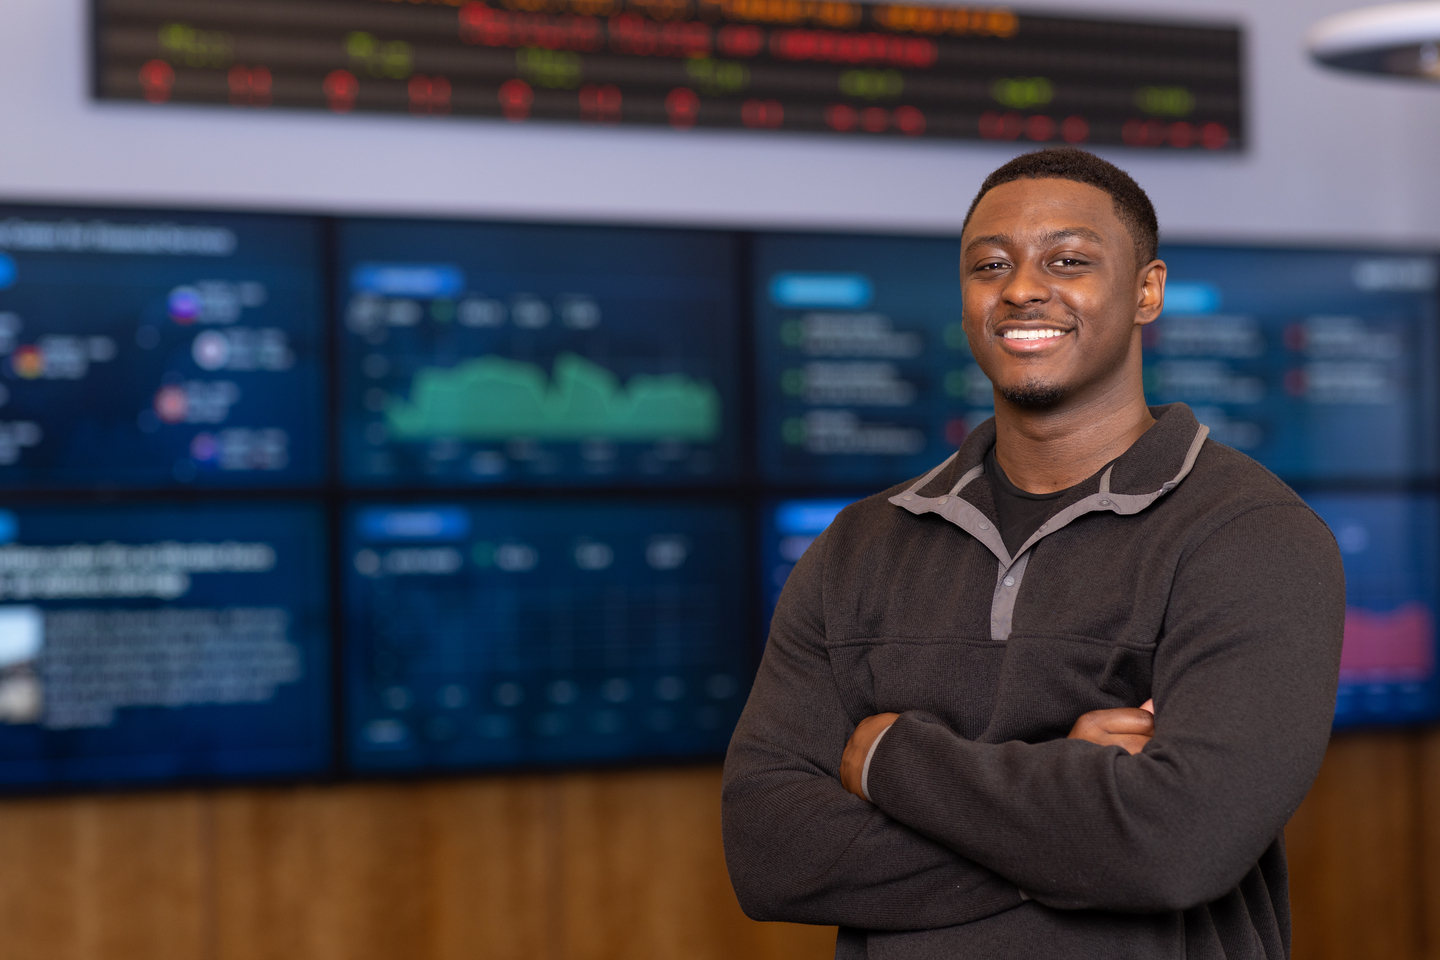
[1,200,1435,790]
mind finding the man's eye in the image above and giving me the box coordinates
[1053,258,1087,267]
[976,261,1007,271]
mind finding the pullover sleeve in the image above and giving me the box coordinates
[863,501,1346,913]
[721,526,1025,930]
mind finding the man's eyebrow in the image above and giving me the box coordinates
[963,233,1012,254]
[1041,227,1106,246]
[963,227,1107,255]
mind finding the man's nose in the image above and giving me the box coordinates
[1002,261,1050,307]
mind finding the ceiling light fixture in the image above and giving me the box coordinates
[1308,1,1440,80]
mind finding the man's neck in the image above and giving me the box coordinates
[991,385,1156,495]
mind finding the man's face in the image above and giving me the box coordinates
[960,177,1164,410]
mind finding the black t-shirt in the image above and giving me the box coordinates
[983,446,1105,556]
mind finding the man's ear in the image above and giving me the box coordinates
[1135,259,1167,326]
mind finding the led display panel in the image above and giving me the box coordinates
[1151,248,1439,481]
[755,233,984,488]
[338,219,741,487]
[0,503,331,789]
[1306,494,1440,728]
[344,501,751,772]
[0,206,326,488]
[757,237,1440,487]
[761,497,859,631]
[95,0,1242,150]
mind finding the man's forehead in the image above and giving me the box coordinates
[963,180,1125,244]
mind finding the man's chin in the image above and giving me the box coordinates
[999,381,1067,408]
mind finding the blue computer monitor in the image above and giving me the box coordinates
[1152,247,1439,481]
[755,235,1439,486]
[761,497,862,633]
[1305,494,1440,728]
[755,233,976,488]
[0,205,326,488]
[0,502,331,789]
[337,219,741,487]
[343,501,752,772]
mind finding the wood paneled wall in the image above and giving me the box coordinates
[0,733,1434,960]
[0,767,835,960]
[1287,730,1440,960]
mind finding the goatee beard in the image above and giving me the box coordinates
[999,380,1066,408]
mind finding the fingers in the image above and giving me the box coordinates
[1140,699,1155,715]
[839,738,865,795]
[1101,709,1155,734]
[1110,734,1151,756]
[840,712,900,797]
[1067,707,1155,755]
[1071,707,1154,737]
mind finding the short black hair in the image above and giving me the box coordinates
[962,148,1159,265]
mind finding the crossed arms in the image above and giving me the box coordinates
[721,503,1345,929]
[839,701,1157,799]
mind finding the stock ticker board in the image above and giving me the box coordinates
[0,207,326,489]
[95,0,1243,149]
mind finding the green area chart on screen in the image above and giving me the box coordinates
[384,352,721,442]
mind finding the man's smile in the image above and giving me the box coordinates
[993,323,1073,352]
[1002,328,1067,341]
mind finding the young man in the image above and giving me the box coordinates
[721,148,1345,959]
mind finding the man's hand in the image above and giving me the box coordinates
[844,700,1154,799]
[1067,699,1155,755]
[840,713,901,797]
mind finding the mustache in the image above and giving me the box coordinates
[997,310,1051,323]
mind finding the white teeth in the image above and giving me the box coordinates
[1003,328,1067,340]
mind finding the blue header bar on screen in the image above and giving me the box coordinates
[776,499,854,536]
[769,273,873,309]
[357,507,471,542]
[1162,281,1222,314]
[351,263,465,298]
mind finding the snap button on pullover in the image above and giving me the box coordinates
[1003,576,1015,587]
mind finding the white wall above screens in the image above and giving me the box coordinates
[0,0,1436,245]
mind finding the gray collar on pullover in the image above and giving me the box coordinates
[889,404,1210,642]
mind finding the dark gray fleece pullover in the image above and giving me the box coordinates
[722,403,1345,959]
